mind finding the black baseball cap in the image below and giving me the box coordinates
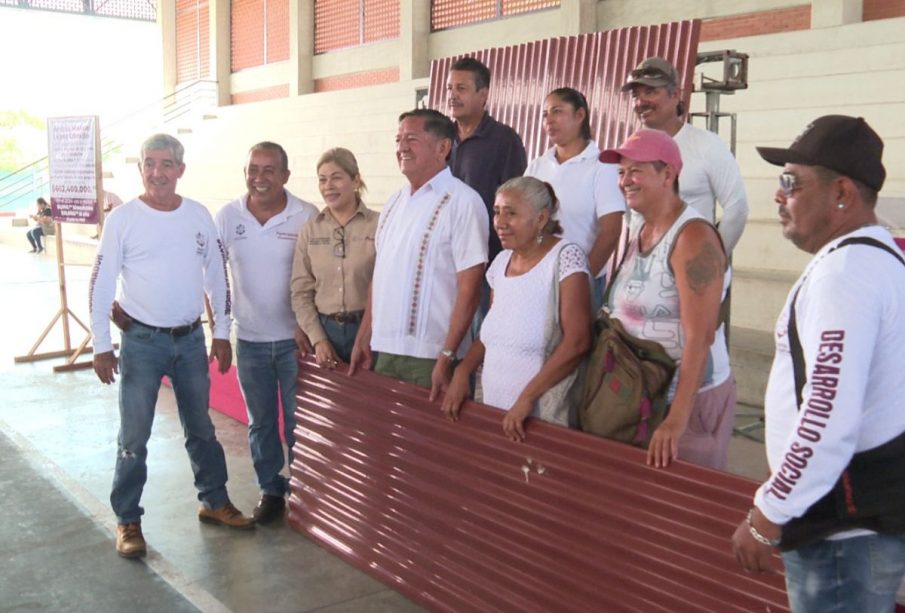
[756,115,885,191]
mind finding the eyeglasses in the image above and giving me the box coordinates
[779,172,802,197]
[333,226,345,258]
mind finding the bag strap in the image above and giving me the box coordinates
[788,235,905,410]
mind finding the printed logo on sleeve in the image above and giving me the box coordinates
[196,232,207,255]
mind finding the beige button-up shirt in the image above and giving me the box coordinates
[290,202,378,346]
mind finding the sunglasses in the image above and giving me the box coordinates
[629,66,670,82]
[333,226,345,258]
[779,172,801,197]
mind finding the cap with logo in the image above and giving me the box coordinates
[622,57,679,92]
[599,128,683,175]
[756,115,885,191]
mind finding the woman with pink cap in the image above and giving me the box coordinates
[599,129,736,470]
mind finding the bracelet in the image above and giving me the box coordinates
[747,509,780,547]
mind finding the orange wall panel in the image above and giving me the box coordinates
[700,5,810,42]
[863,0,905,20]
[313,67,399,92]
[363,0,399,43]
[267,0,290,62]
[231,84,290,105]
[315,0,361,53]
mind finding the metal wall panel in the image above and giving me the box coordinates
[427,20,701,160]
[288,359,788,612]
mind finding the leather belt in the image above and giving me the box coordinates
[320,311,363,324]
[132,317,202,337]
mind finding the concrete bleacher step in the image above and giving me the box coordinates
[729,325,774,408]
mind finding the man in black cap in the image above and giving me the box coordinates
[623,57,748,254]
[731,115,905,612]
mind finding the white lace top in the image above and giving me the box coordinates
[480,241,589,413]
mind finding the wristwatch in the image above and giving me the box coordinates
[439,348,455,360]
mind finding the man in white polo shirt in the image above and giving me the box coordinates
[216,142,317,524]
[90,133,254,559]
[349,109,488,401]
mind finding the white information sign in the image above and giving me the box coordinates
[47,116,100,225]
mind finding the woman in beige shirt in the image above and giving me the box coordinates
[291,148,378,368]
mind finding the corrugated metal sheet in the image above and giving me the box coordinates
[427,20,701,159]
[288,358,788,612]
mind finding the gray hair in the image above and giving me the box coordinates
[496,176,563,235]
[140,133,185,164]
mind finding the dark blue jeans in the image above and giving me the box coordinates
[26,227,45,250]
[782,533,905,612]
[111,324,230,524]
[235,338,298,497]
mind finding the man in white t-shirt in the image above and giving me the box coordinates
[90,134,254,560]
[215,142,317,524]
[623,57,748,253]
[349,109,488,401]
[732,116,905,612]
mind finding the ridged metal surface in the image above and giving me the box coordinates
[428,20,701,160]
[288,358,788,612]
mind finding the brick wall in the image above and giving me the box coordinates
[313,67,400,92]
[231,84,291,105]
[176,0,210,84]
[700,5,810,42]
[863,0,905,21]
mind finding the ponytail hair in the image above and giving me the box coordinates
[496,176,564,236]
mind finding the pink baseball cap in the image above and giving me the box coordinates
[599,128,683,175]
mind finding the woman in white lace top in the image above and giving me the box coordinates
[441,177,592,441]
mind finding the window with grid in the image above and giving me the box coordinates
[176,0,210,84]
[431,0,559,31]
[315,0,399,54]
[231,0,289,71]
[1,0,156,20]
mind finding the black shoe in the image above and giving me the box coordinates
[28,248,36,253]
[252,494,285,524]
[36,247,44,253]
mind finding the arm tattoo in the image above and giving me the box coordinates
[685,241,722,296]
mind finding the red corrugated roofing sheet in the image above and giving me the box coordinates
[427,20,701,159]
[288,359,788,612]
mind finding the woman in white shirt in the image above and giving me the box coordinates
[441,177,592,441]
[525,87,625,305]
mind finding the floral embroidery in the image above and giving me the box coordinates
[408,192,452,335]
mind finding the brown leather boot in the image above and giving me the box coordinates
[115,522,146,558]
[198,502,256,530]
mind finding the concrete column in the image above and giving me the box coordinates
[560,0,598,35]
[812,0,863,28]
[400,0,430,80]
[209,0,231,106]
[159,0,177,96]
[289,0,315,95]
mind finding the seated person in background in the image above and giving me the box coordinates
[600,129,735,470]
[442,176,592,442]
[26,197,53,253]
[291,148,378,366]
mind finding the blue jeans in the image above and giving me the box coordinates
[318,315,360,364]
[26,227,45,250]
[111,324,230,524]
[236,338,298,497]
[782,533,905,612]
